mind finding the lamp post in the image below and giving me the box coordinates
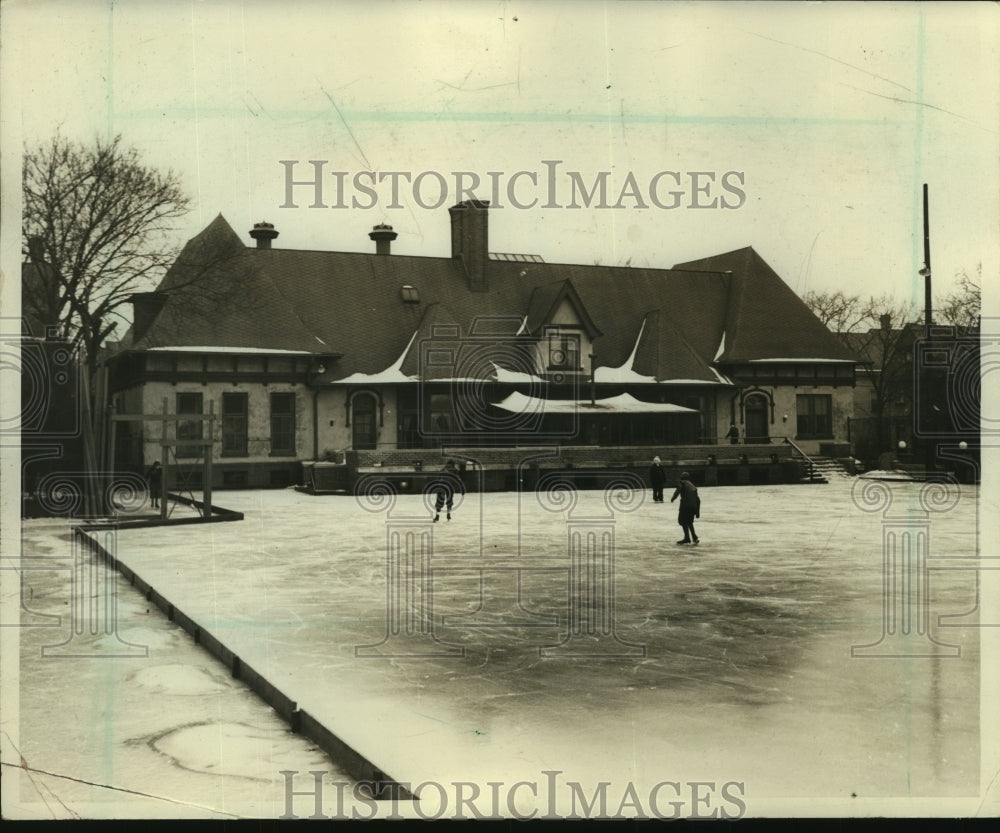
[920,184,935,477]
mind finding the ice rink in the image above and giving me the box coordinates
[9,475,994,819]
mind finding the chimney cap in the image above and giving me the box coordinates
[249,221,279,246]
[449,199,491,212]
[368,224,398,241]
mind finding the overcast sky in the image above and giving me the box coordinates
[3,0,998,310]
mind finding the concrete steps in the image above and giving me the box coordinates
[800,456,857,484]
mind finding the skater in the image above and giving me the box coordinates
[146,460,162,509]
[670,471,701,545]
[726,422,740,444]
[649,455,666,502]
[433,459,464,522]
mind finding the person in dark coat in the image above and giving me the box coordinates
[146,461,162,509]
[434,459,464,522]
[670,471,700,545]
[649,456,666,502]
[726,423,740,444]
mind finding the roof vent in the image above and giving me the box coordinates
[401,285,420,304]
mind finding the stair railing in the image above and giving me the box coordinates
[782,436,819,481]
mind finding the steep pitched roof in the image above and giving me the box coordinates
[133,216,327,353]
[673,247,856,363]
[130,217,847,383]
[631,308,724,383]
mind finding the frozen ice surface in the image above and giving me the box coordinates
[11,520,344,820]
[11,478,991,818]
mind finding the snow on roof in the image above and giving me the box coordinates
[493,391,699,415]
[147,346,317,355]
[713,331,726,362]
[490,363,548,385]
[594,319,657,384]
[748,358,853,363]
[334,331,419,383]
[594,366,658,384]
[654,378,728,385]
[593,319,730,385]
[710,366,734,385]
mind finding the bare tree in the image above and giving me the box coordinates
[801,289,868,333]
[22,133,191,381]
[936,266,981,330]
[803,289,920,458]
[839,296,919,458]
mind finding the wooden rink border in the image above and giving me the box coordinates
[72,515,413,801]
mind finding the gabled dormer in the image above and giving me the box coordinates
[523,280,603,379]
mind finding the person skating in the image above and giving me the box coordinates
[670,471,701,544]
[433,459,464,522]
[649,455,666,502]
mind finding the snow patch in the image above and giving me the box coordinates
[131,664,230,695]
[150,721,299,780]
[858,469,917,481]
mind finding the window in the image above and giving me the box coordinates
[427,392,453,435]
[221,393,248,457]
[796,394,832,439]
[270,392,296,456]
[176,393,203,458]
[548,333,580,370]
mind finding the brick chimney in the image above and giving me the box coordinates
[130,292,167,342]
[249,221,279,249]
[368,223,398,255]
[448,199,490,292]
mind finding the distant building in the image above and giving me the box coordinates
[104,201,857,489]
[844,317,980,478]
[19,261,85,514]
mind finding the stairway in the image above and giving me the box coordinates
[801,456,856,483]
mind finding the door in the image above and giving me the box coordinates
[352,394,377,449]
[744,395,769,443]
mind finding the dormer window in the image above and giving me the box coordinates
[548,332,581,370]
[401,285,419,303]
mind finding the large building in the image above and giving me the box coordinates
[105,200,857,490]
